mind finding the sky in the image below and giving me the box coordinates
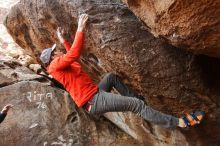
[0,0,19,9]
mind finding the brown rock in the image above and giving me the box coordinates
[0,57,43,87]
[4,0,220,145]
[0,81,138,146]
[0,0,24,59]
[122,0,220,58]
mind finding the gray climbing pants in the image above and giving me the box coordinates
[88,73,179,129]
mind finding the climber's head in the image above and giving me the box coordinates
[51,49,64,60]
[40,44,57,66]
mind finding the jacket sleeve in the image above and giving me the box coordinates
[51,31,84,70]
[63,40,71,52]
[0,112,7,123]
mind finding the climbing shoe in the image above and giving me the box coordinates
[182,111,205,127]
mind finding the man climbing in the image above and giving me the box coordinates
[40,14,204,129]
[0,104,13,123]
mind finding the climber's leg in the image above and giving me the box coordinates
[98,73,144,100]
[88,90,178,129]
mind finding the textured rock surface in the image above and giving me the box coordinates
[0,0,36,66]
[4,0,220,145]
[122,0,220,58]
[0,57,43,87]
[0,0,23,57]
[0,59,139,146]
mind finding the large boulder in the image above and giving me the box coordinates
[0,81,138,146]
[122,0,220,58]
[4,0,220,145]
[0,59,138,146]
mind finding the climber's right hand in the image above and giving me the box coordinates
[77,14,88,32]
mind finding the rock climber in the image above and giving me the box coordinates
[0,104,13,123]
[40,14,204,129]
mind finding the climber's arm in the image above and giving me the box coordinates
[51,14,88,70]
[56,14,88,52]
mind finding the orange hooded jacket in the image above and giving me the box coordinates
[47,31,98,107]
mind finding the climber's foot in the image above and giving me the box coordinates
[178,111,205,128]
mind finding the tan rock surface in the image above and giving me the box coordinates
[122,0,220,58]
[0,0,35,66]
[4,0,220,145]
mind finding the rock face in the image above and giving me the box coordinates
[0,58,138,146]
[0,0,36,67]
[0,57,42,87]
[4,0,220,145]
[122,0,220,58]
